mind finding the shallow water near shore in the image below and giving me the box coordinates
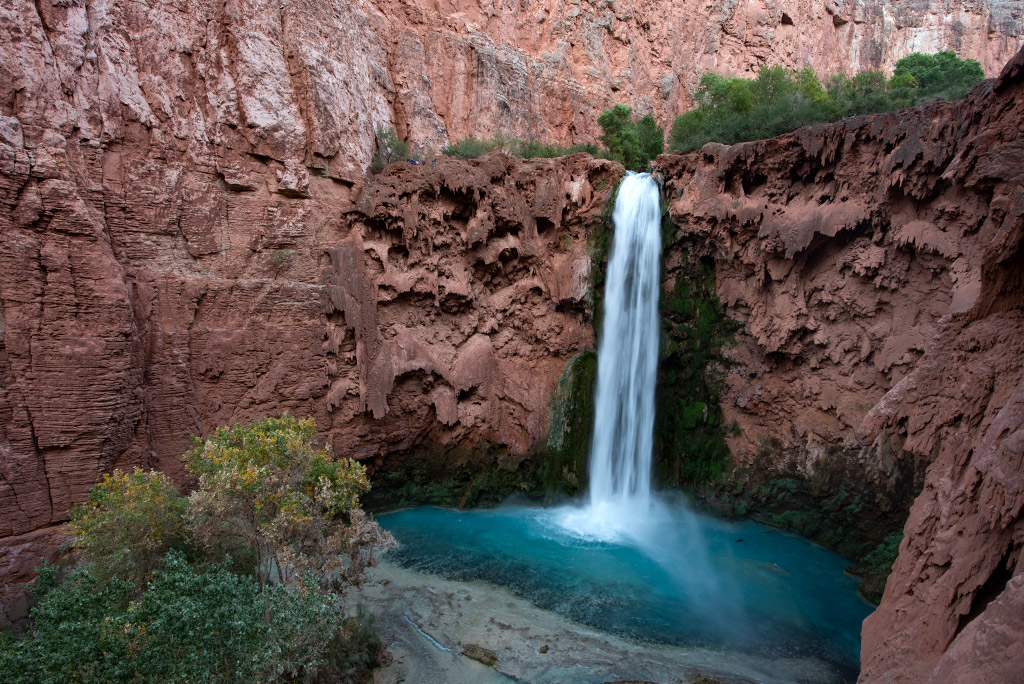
[377,499,872,682]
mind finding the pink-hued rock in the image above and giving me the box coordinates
[0,0,1022,671]
[657,46,1024,684]
[1,0,1019,177]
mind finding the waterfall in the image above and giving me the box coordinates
[586,172,662,522]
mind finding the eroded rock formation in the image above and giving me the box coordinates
[2,0,1023,674]
[0,133,618,585]
[656,47,1024,683]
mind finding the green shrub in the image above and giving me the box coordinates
[442,137,498,159]
[2,416,394,684]
[371,125,411,172]
[669,52,985,152]
[70,468,187,586]
[893,50,984,100]
[0,553,344,684]
[442,134,604,161]
[184,414,396,591]
[597,104,664,171]
[513,139,601,159]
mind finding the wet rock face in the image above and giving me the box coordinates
[656,47,1024,683]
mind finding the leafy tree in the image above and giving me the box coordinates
[827,70,915,116]
[69,468,187,586]
[893,50,984,100]
[597,104,664,171]
[184,414,396,591]
[668,53,985,153]
[635,114,665,168]
[371,125,411,172]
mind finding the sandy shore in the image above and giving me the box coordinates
[347,561,844,684]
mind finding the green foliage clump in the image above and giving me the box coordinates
[269,249,297,266]
[542,350,598,496]
[0,552,342,683]
[853,530,904,603]
[669,52,985,152]
[362,442,543,511]
[514,139,601,159]
[184,414,395,591]
[655,253,740,485]
[1,415,395,684]
[893,50,985,101]
[597,104,664,171]
[443,136,498,159]
[371,125,412,172]
[70,468,187,587]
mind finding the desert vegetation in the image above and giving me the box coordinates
[0,415,395,684]
[669,51,984,152]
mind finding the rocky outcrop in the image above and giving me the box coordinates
[656,47,1024,683]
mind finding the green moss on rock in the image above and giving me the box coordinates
[696,438,922,604]
[362,442,544,512]
[542,350,598,496]
[654,251,740,486]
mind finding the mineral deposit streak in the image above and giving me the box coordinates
[587,172,662,525]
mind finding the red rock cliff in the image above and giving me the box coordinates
[0,127,618,582]
[1,0,1023,672]
[656,46,1024,683]
[1,0,1019,176]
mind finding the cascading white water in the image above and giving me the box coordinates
[585,172,662,527]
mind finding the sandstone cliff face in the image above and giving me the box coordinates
[1,0,1019,185]
[656,47,1024,683]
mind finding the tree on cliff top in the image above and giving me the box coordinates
[893,50,984,101]
[184,414,396,592]
[371,125,412,172]
[669,52,985,153]
[598,104,664,171]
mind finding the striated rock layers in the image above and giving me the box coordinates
[656,47,1024,683]
[0,124,619,585]
[0,0,1020,182]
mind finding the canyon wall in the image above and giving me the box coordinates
[2,0,1023,674]
[656,46,1024,683]
[2,0,1020,184]
[0,124,618,585]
